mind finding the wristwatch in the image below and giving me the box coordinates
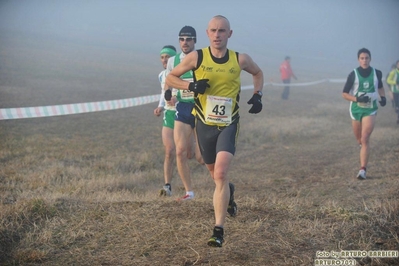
[255,91,263,97]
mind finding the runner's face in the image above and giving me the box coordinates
[206,18,232,50]
[160,54,171,69]
[358,53,370,69]
[179,36,195,54]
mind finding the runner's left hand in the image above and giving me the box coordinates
[379,96,386,107]
[247,94,262,114]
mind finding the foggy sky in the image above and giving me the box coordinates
[1,0,399,78]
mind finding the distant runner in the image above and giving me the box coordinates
[386,60,399,124]
[342,48,386,180]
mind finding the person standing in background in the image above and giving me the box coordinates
[166,15,263,247]
[154,45,179,196]
[386,60,399,124]
[279,56,297,100]
[342,48,386,180]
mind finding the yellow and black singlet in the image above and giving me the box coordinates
[193,47,241,126]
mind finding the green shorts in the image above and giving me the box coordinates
[350,101,377,121]
[350,109,377,121]
[163,110,176,129]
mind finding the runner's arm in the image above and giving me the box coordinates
[386,70,396,86]
[342,71,356,102]
[376,69,385,98]
[166,51,198,91]
[239,53,264,94]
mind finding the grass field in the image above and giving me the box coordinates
[1,31,398,266]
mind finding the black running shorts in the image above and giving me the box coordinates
[195,118,239,164]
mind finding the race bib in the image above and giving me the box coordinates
[180,90,194,100]
[205,95,232,124]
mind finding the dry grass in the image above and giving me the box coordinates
[1,31,398,266]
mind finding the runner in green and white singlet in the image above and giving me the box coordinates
[342,48,386,180]
[164,26,204,202]
[174,54,195,107]
[154,45,177,197]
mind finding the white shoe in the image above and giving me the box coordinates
[357,169,366,180]
[176,193,194,201]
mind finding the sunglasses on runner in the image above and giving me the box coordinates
[179,37,195,42]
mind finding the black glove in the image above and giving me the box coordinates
[188,79,210,94]
[164,89,172,101]
[247,93,262,114]
[356,93,370,103]
[379,96,386,107]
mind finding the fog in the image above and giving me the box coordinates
[1,0,399,80]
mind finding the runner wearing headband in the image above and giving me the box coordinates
[154,45,178,196]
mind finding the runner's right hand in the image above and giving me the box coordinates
[356,93,370,103]
[188,79,210,94]
[164,89,172,101]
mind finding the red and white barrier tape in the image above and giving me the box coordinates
[0,79,345,120]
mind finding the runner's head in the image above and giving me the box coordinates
[357,48,371,69]
[178,26,196,54]
[160,45,176,69]
[206,15,232,51]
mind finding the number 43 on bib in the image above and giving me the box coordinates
[205,95,232,124]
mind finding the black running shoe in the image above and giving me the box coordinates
[207,227,224,247]
[227,182,237,217]
[227,201,237,217]
[207,235,224,247]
